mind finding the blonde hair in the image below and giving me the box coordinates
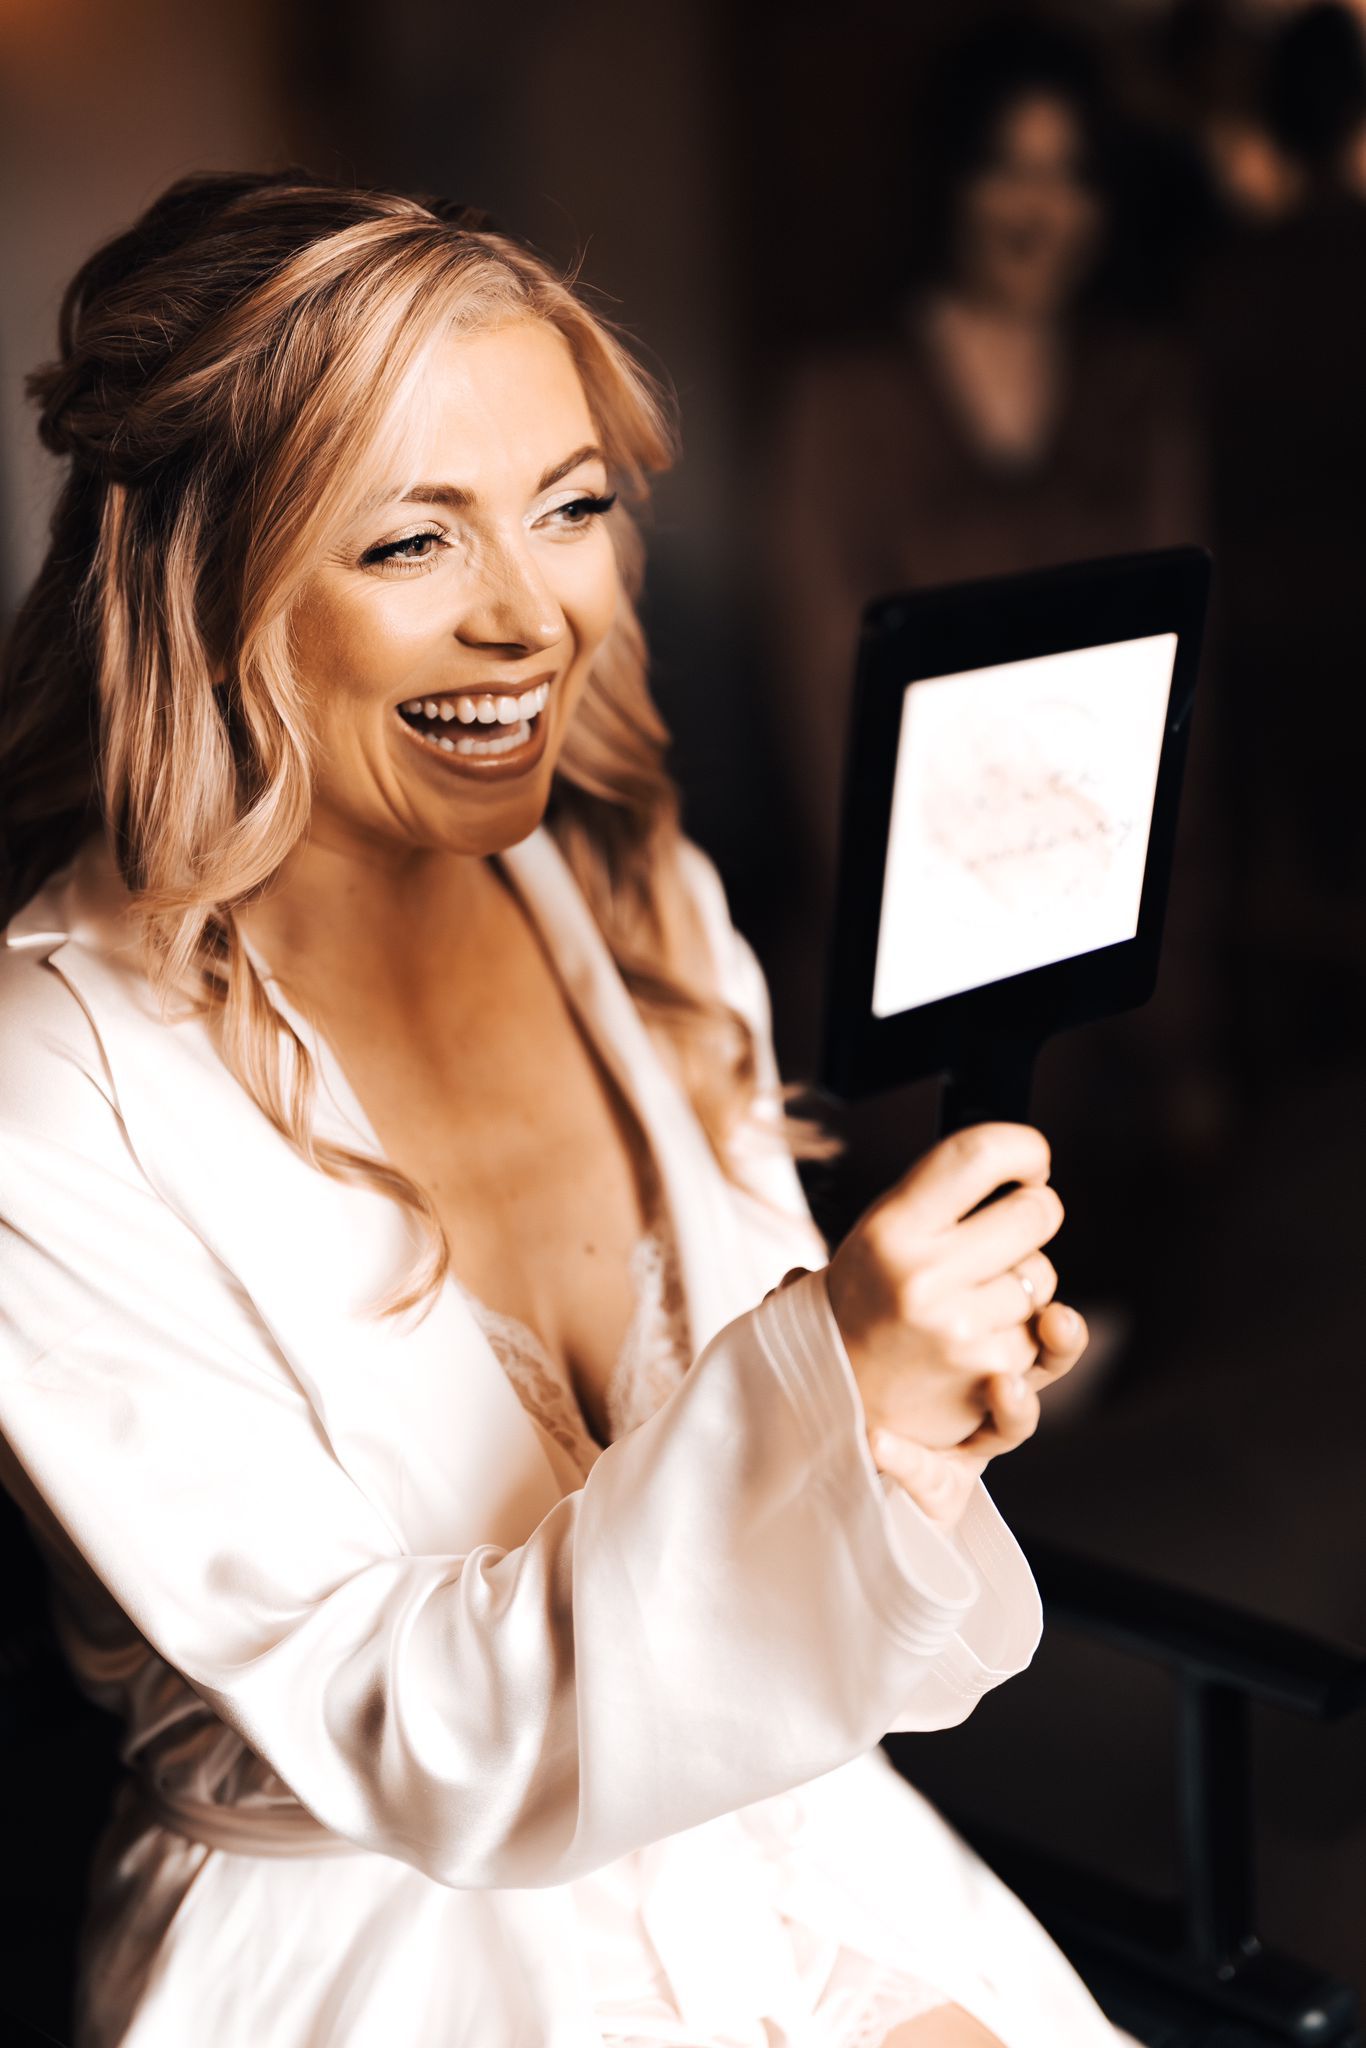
[1,169,840,1320]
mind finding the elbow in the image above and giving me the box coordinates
[312,1700,591,1892]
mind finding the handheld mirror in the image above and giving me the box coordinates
[818,546,1212,1142]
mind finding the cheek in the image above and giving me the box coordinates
[295,586,427,722]
[560,542,623,663]
[288,596,416,805]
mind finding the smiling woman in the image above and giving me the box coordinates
[0,170,1131,2048]
[0,171,829,1322]
[290,324,621,818]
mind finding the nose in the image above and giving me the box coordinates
[456,530,564,656]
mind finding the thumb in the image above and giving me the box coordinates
[1032,1299,1090,1380]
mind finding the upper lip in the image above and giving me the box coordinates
[399,670,556,705]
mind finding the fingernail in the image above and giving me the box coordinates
[1054,1306,1078,1338]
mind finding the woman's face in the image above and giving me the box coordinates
[955,92,1102,317]
[290,318,620,864]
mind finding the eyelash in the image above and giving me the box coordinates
[362,492,619,573]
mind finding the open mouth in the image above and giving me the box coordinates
[395,679,551,759]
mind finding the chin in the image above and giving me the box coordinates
[428,768,557,850]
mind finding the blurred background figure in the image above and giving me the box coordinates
[756,19,1202,900]
[751,15,1214,1372]
[1193,1,1366,1107]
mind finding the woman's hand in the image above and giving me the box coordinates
[863,1301,1089,1529]
[810,1123,1089,1527]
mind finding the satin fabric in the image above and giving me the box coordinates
[0,824,1126,2046]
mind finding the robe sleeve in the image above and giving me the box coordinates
[0,934,1035,1896]
[671,833,1045,1733]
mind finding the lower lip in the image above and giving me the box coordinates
[393,701,551,782]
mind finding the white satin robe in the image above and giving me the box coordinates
[0,823,1127,2048]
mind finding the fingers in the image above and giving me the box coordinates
[988,1369,1042,1447]
[1015,1298,1094,1395]
[965,1284,1085,1388]
[929,1180,1065,1292]
[826,1123,1074,1459]
[862,1183,1063,1322]
[888,1255,1056,1371]
[869,1428,979,1529]
[973,1251,1058,1334]
[871,1370,1040,1524]
[880,1123,1053,1237]
[872,1301,1086,1514]
[1031,1299,1090,1379]
[957,1370,1042,1461]
[929,1318,1041,1379]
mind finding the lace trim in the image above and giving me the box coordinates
[457,1163,693,1478]
[468,1296,604,1479]
[603,1215,691,1442]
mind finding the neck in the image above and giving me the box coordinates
[237,822,514,1012]
[938,284,1055,335]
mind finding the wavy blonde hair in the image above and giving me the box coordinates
[0,168,840,1321]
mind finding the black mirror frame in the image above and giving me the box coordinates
[819,546,1213,1121]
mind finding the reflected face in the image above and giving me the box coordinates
[956,93,1102,317]
[290,319,621,861]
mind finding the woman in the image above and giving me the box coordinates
[758,20,1201,893]
[0,171,1129,2048]
[754,25,1211,1359]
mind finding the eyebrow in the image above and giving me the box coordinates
[360,443,608,518]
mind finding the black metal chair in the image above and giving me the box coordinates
[0,1487,122,2046]
[910,1540,1366,2048]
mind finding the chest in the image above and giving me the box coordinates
[304,929,656,1450]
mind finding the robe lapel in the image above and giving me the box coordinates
[10,838,563,1553]
[494,826,769,1355]
[6,824,791,1562]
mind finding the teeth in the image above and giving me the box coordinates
[401,712,536,759]
[399,681,551,730]
[451,719,532,756]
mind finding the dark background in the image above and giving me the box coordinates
[2,0,1364,2023]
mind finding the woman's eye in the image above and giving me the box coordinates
[361,529,447,573]
[545,491,618,532]
[360,493,616,572]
